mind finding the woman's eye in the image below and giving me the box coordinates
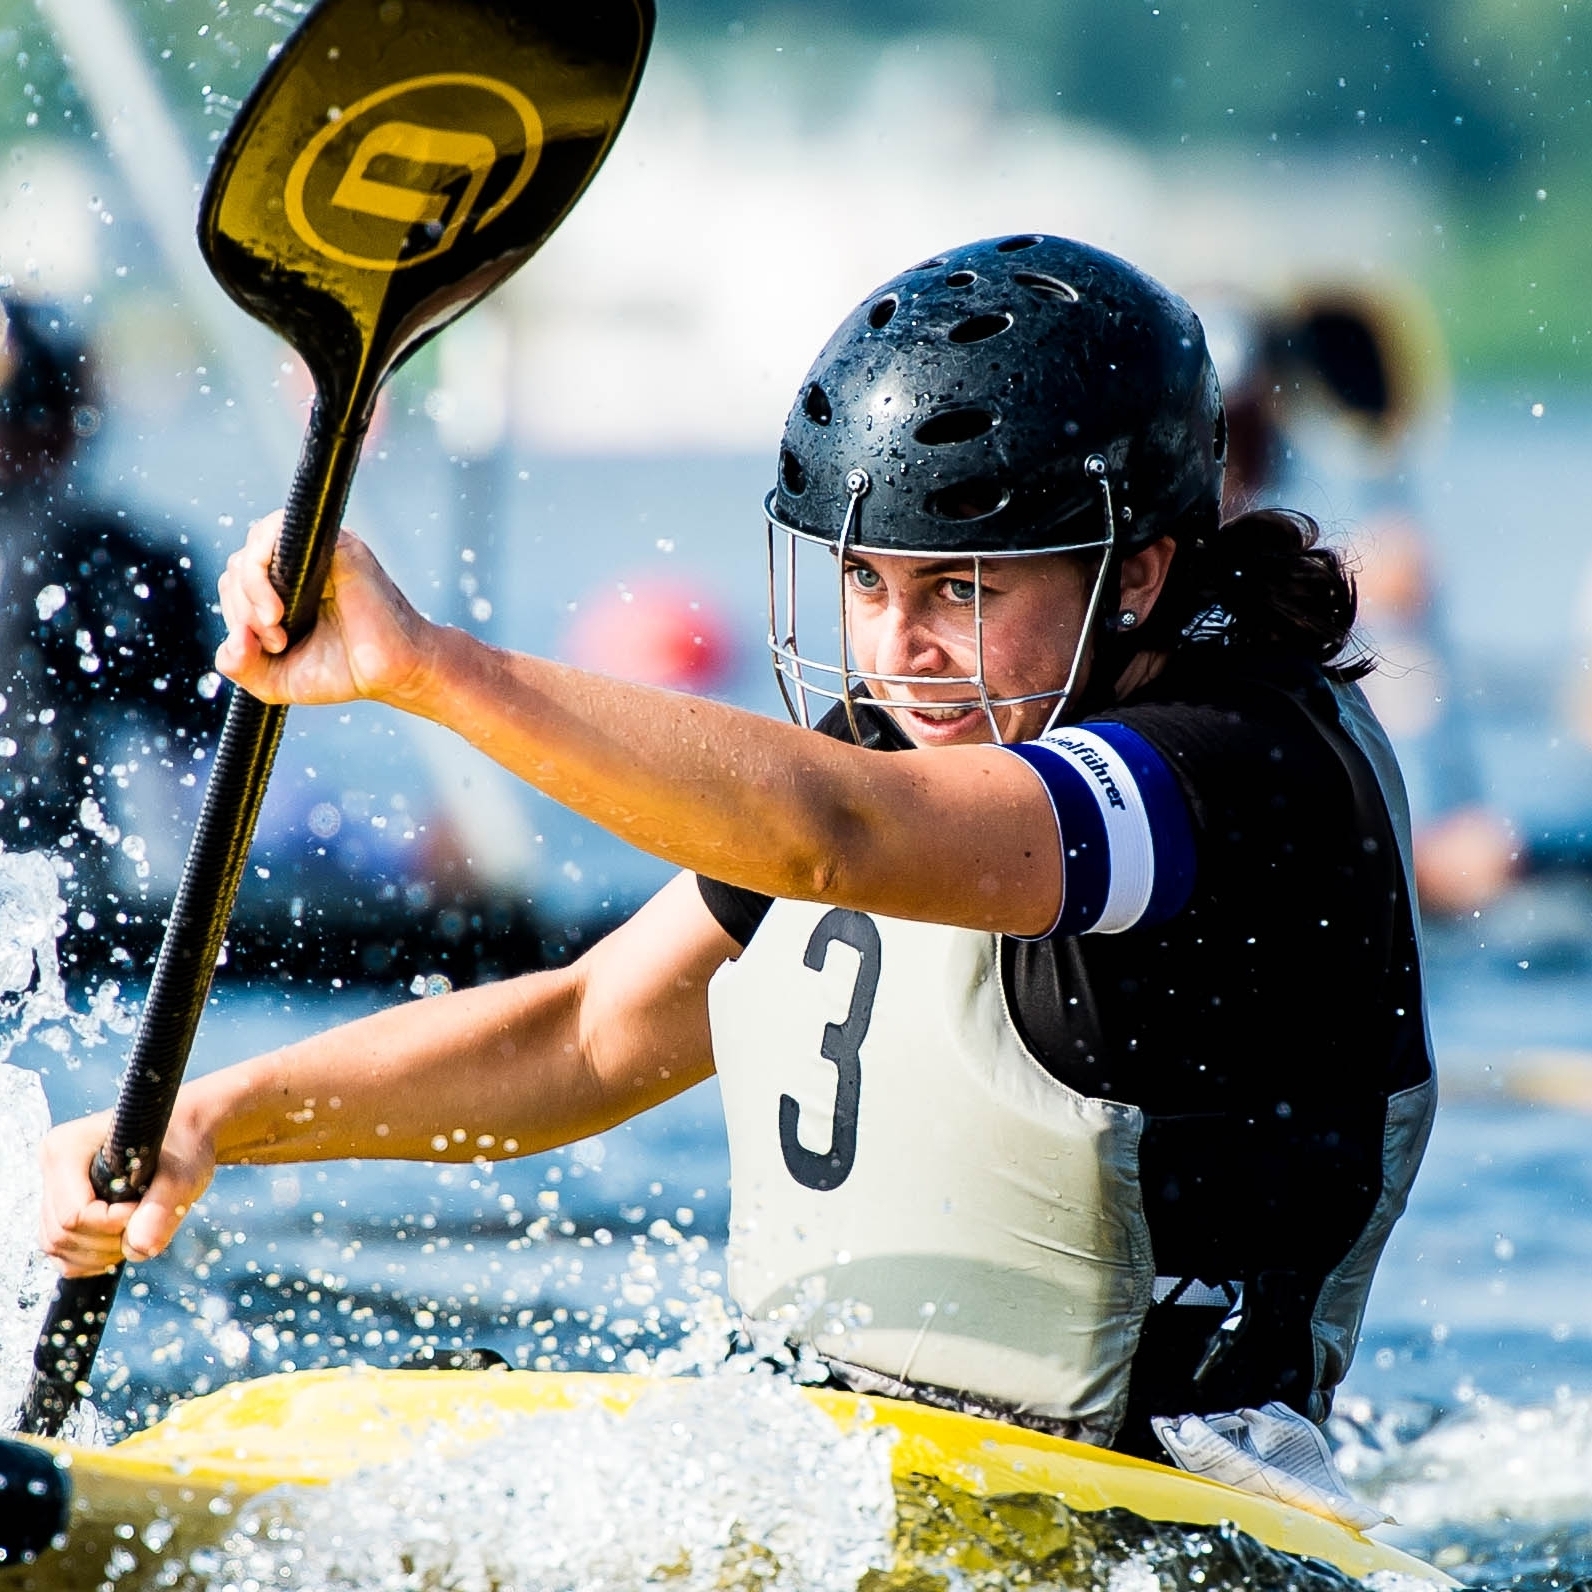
[849,566,883,591]
[946,578,977,602]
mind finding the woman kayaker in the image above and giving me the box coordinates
[40,235,1434,1465]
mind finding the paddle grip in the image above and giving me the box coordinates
[18,403,365,1437]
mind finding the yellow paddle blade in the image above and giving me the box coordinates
[4,1369,1449,1591]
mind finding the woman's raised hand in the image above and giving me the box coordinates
[215,511,436,707]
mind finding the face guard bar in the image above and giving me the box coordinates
[764,455,1121,745]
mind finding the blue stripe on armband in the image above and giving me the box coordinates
[1005,721,1196,938]
[1005,740,1111,936]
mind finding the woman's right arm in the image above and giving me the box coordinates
[40,872,737,1277]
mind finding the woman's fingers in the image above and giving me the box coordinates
[45,1200,135,1278]
[38,1113,129,1278]
[216,507,334,701]
[242,512,289,649]
[218,510,289,654]
[38,1111,217,1279]
[121,1141,214,1266]
[215,516,436,708]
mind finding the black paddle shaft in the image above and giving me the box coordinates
[20,405,364,1437]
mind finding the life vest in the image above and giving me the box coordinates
[706,680,1434,1445]
[708,903,1154,1445]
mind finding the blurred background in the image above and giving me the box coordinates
[2,0,1591,965]
[2,3,1592,1578]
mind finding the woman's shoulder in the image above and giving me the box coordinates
[1103,643,1334,741]
[1083,645,1351,823]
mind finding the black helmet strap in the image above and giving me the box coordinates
[1072,547,1140,718]
[1035,454,1125,734]
[835,467,873,747]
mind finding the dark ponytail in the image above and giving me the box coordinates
[1139,508,1373,682]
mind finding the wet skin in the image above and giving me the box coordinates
[844,542,1175,747]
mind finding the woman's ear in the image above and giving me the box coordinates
[1119,536,1178,622]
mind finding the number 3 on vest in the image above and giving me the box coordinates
[778,909,881,1191]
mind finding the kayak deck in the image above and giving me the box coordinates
[1,1368,1449,1589]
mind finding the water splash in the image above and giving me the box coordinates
[0,841,131,1438]
[0,841,135,1066]
[187,1365,1431,1592]
[0,842,88,1420]
[198,1372,897,1592]
[0,1060,107,1441]
[1339,1390,1592,1533]
[0,1063,54,1421]
[0,846,71,1061]
[1332,1392,1592,1586]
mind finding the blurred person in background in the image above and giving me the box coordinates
[43,237,1429,1522]
[1203,281,1518,918]
[0,296,219,865]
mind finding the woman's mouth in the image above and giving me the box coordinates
[893,699,990,739]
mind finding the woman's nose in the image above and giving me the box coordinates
[870,597,946,675]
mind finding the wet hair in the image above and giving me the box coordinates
[1136,507,1373,682]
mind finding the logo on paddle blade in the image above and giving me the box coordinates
[284,73,543,272]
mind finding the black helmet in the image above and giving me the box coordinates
[768,234,1224,557]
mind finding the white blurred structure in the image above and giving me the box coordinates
[2,31,1433,463]
[431,41,1434,456]
[0,142,103,302]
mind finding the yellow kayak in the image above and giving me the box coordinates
[1,1368,1447,1589]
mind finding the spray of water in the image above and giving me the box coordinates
[1333,1391,1592,1585]
[0,841,135,1067]
[198,1371,897,1592]
[0,839,133,1437]
[0,1061,103,1440]
[0,1062,53,1419]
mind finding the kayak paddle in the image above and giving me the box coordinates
[18,0,654,1439]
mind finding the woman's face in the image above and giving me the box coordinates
[842,550,1098,747]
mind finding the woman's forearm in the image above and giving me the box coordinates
[397,626,1056,933]
[185,873,727,1168]
[215,523,1059,933]
[188,968,608,1167]
[40,875,728,1278]
[400,627,858,896]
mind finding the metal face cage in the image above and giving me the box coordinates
[764,458,1122,746]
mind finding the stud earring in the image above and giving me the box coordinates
[1115,609,1138,630]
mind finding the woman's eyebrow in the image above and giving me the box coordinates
[908,560,980,579]
[843,556,979,577]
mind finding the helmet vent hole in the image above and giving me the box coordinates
[1213,405,1228,461]
[948,312,1013,345]
[945,270,978,288]
[911,256,947,271]
[924,479,1010,521]
[1014,271,1080,303]
[780,448,807,495]
[804,384,833,425]
[995,234,1043,253]
[913,407,995,446]
[867,296,898,330]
